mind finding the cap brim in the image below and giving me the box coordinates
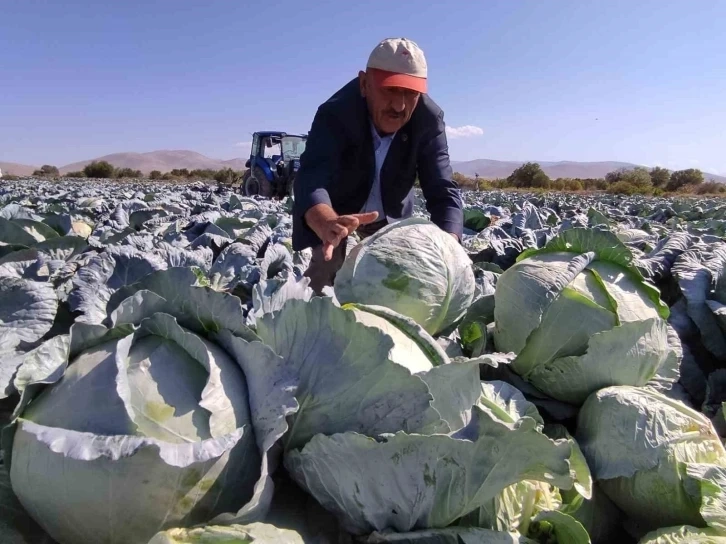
[368,68,427,93]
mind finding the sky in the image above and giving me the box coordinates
[1,0,725,174]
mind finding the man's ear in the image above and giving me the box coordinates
[358,71,367,97]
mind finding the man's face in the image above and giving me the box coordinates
[359,71,421,135]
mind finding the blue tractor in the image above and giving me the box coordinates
[241,131,308,198]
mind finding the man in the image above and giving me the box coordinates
[292,37,464,293]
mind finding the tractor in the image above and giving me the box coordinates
[241,131,308,198]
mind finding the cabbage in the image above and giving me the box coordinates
[253,296,473,450]
[10,180,726,543]
[2,268,295,544]
[0,277,57,345]
[493,228,674,404]
[363,528,538,543]
[638,525,726,543]
[148,522,305,543]
[334,218,476,336]
[576,385,726,534]
[672,240,726,362]
[284,381,575,536]
[454,403,592,543]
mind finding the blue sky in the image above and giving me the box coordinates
[2,0,725,174]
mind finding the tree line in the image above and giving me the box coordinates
[451,162,725,196]
[26,161,246,184]
[18,160,725,197]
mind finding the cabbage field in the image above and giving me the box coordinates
[2,178,726,544]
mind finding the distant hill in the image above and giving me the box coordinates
[3,151,724,184]
[58,150,248,175]
[450,159,726,184]
[0,161,37,176]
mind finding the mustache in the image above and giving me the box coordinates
[383,110,404,118]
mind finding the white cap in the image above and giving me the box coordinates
[366,38,427,93]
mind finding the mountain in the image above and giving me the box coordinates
[0,161,38,176]
[3,151,724,184]
[58,150,248,175]
[450,159,726,184]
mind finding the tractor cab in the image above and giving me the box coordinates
[242,131,307,198]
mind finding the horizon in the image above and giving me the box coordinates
[0,145,681,168]
[0,147,696,171]
[2,1,724,175]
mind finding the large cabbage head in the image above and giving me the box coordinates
[334,218,476,336]
[2,268,290,544]
[493,228,673,404]
[576,385,726,534]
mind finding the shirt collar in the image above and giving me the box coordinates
[369,118,396,148]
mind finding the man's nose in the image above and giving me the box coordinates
[390,92,406,112]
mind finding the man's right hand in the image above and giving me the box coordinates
[304,203,379,261]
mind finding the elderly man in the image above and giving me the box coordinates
[292,37,464,293]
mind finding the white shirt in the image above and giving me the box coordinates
[360,119,396,220]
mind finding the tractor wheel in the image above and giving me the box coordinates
[240,169,251,192]
[244,167,274,198]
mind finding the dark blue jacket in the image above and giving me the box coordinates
[292,77,464,251]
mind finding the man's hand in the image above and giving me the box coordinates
[304,204,379,261]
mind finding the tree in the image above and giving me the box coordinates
[604,167,652,193]
[605,167,650,184]
[214,168,242,185]
[550,178,566,191]
[650,166,670,188]
[695,181,726,195]
[608,181,638,195]
[149,170,162,180]
[83,160,115,178]
[65,171,85,178]
[667,168,704,192]
[452,171,477,190]
[582,178,607,191]
[32,164,59,176]
[622,167,652,191]
[507,162,550,188]
[563,178,584,191]
[115,167,142,178]
[189,169,217,179]
[605,168,628,184]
